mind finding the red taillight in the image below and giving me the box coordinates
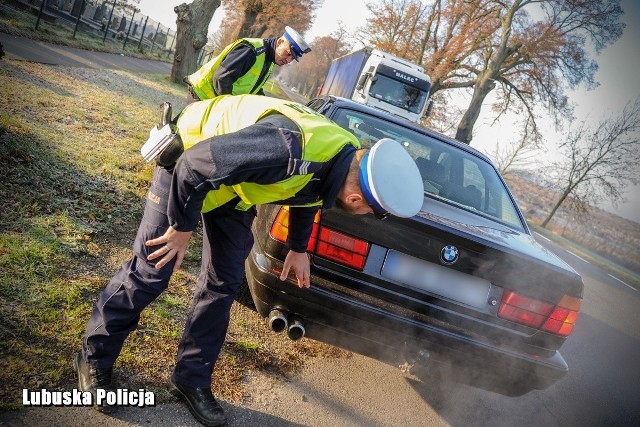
[541,295,581,336]
[269,207,370,270]
[498,290,581,337]
[316,227,370,270]
[270,207,320,252]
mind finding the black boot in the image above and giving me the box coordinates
[73,352,117,414]
[169,377,227,427]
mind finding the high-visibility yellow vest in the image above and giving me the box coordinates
[176,95,361,212]
[187,38,273,99]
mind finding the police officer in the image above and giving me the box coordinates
[184,26,311,101]
[74,95,423,426]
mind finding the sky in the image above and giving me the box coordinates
[136,0,639,223]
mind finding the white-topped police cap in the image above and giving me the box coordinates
[359,138,424,218]
[283,26,311,61]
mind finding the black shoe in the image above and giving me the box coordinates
[73,352,117,414]
[169,377,227,427]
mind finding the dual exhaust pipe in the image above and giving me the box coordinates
[268,309,305,341]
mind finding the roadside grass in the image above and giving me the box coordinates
[0,1,171,62]
[0,58,346,411]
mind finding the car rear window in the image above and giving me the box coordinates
[331,108,525,231]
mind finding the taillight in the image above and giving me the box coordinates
[316,227,369,270]
[269,207,370,270]
[270,208,291,244]
[498,290,581,337]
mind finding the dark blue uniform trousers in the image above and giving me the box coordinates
[82,166,255,388]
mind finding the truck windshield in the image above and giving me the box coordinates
[368,74,428,114]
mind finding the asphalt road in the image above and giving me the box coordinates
[1,33,639,427]
[0,32,171,73]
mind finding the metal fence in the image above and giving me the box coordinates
[4,0,176,56]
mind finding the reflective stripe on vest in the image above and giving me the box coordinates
[187,38,273,100]
[176,95,361,212]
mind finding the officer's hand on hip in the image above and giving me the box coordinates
[280,250,311,289]
[145,226,193,271]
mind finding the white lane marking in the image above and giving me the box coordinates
[533,233,637,292]
[568,251,590,264]
[608,274,637,292]
[534,232,551,242]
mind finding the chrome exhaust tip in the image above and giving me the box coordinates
[287,317,305,341]
[268,309,288,333]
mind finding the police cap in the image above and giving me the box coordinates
[358,138,424,219]
[283,26,311,62]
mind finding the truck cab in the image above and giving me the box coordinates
[354,52,431,123]
[320,48,432,124]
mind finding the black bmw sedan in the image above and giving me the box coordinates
[240,96,583,396]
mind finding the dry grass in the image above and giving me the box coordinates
[0,58,349,411]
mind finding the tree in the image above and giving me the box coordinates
[206,0,322,74]
[170,0,221,84]
[541,98,640,228]
[222,0,321,40]
[281,24,351,97]
[362,0,625,144]
[491,116,542,176]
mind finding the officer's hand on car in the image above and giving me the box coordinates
[145,226,194,271]
[280,250,311,289]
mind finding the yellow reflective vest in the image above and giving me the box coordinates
[176,95,361,212]
[187,38,273,100]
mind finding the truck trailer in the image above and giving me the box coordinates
[318,47,432,123]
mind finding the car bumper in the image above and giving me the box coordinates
[245,247,568,395]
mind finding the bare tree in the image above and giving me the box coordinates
[362,0,625,144]
[170,0,221,84]
[541,98,640,228]
[491,116,542,176]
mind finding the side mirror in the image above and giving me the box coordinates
[424,99,434,118]
[356,72,370,91]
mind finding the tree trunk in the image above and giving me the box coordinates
[541,188,572,228]
[455,78,495,144]
[170,0,221,84]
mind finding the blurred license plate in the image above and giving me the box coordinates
[382,250,491,309]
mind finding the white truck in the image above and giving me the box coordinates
[318,47,432,123]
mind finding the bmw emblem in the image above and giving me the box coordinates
[440,245,459,265]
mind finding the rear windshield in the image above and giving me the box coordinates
[330,108,525,231]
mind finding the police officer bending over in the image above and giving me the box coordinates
[74,95,423,427]
[185,26,311,101]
